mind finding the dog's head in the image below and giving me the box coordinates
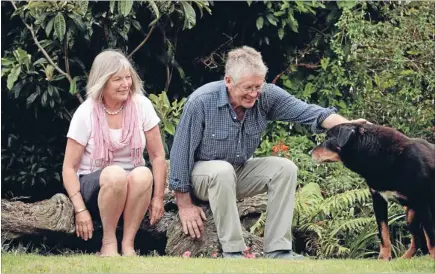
[311,123,366,163]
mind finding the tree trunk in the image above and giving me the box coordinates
[1,192,267,257]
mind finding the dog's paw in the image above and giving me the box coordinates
[378,249,392,261]
[400,247,416,259]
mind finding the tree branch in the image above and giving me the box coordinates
[272,63,320,84]
[128,25,156,59]
[10,0,84,104]
[64,33,70,79]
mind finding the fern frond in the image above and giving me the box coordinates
[329,217,375,237]
[297,222,325,239]
[250,212,266,236]
[321,188,371,216]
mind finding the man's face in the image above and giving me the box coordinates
[225,74,265,109]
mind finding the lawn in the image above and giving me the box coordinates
[1,254,434,273]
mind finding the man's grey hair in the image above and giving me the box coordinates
[224,46,268,84]
[86,49,144,101]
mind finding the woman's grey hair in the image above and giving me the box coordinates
[86,49,144,101]
[224,46,268,84]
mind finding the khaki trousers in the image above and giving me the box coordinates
[191,156,298,253]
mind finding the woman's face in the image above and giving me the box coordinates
[102,69,133,103]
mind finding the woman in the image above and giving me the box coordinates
[62,49,166,257]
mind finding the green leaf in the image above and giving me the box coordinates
[69,76,79,95]
[180,2,196,30]
[118,0,133,17]
[148,0,160,19]
[48,85,54,96]
[34,58,48,66]
[131,19,141,31]
[320,57,330,70]
[163,120,175,135]
[11,79,26,99]
[76,0,88,15]
[67,13,86,32]
[337,1,357,10]
[7,66,21,90]
[39,177,47,185]
[45,17,55,37]
[41,91,48,106]
[109,0,116,14]
[287,14,299,33]
[54,13,66,42]
[27,91,39,105]
[278,28,284,40]
[256,17,264,30]
[266,14,278,26]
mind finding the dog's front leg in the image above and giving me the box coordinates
[371,189,392,261]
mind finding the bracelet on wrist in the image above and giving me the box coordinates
[69,190,80,199]
[75,208,88,215]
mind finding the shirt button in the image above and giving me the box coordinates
[233,116,236,119]
[236,155,240,157]
[212,134,215,137]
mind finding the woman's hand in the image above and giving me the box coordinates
[149,196,165,225]
[75,210,94,241]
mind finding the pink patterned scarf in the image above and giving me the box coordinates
[91,95,142,169]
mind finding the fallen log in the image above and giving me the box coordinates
[1,191,268,257]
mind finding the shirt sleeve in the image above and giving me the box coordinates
[262,84,337,133]
[139,95,161,131]
[169,100,205,193]
[66,102,91,146]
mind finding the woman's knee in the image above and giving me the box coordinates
[99,165,128,191]
[127,166,153,193]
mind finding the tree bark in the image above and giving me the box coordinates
[1,192,267,257]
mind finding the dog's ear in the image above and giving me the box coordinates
[337,127,355,147]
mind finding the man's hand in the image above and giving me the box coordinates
[75,210,93,241]
[349,118,372,125]
[178,204,207,238]
[149,196,165,225]
[322,114,372,129]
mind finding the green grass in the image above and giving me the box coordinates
[1,254,434,273]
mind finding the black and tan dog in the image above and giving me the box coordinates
[311,123,435,260]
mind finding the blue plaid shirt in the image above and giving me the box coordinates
[169,80,336,192]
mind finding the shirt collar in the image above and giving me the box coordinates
[217,81,230,107]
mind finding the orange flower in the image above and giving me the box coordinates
[272,142,289,153]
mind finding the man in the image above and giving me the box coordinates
[169,46,368,259]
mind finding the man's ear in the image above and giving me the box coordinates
[337,127,355,147]
[224,75,232,88]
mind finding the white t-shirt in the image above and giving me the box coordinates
[67,94,160,175]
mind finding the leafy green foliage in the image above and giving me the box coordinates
[148,91,186,154]
[252,1,325,44]
[279,2,435,141]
